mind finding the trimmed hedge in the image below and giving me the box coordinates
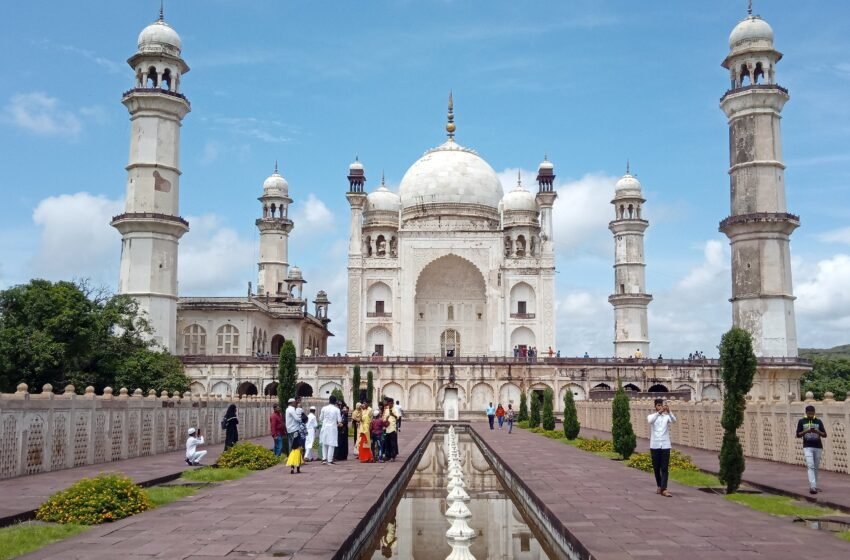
[625,449,699,472]
[36,474,151,525]
[574,438,615,453]
[217,442,281,470]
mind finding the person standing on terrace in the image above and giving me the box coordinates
[647,398,676,497]
[797,405,827,495]
[486,402,496,430]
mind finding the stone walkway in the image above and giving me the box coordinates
[579,427,850,513]
[475,423,850,559]
[20,423,430,559]
[0,436,267,525]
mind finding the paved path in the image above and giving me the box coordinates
[0,436,268,525]
[475,423,850,559]
[21,423,430,559]
[579,426,850,513]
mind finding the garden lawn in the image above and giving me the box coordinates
[181,467,251,482]
[145,485,199,507]
[668,470,722,488]
[725,494,837,517]
[0,522,88,560]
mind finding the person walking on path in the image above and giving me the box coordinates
[285,397,301,454]
[395,400,404,433]
[382,396,399,461]
[647,398,676,497]
[335,403,350,461]
[304,406,318,461]
[185,428,206,465]
[506,404,515,434]
[223,404,239,450]
[319,395,343,464]
[797,405,828,494]
[270,404,285,457]
[495,404,506,429]
[486,402,496,430]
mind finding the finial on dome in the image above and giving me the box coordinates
[626,159,630,175]
[747,0,753,16]
[159,0,165,21]
[274,160,278,174]
[381,169,385,186]
[446,90,456,140]
[517,169,522,187]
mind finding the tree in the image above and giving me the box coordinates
[114,349,190,395]
[277,340,298,411]
[718,326,757,493]
[541,388,555,430]
[518,391,529,422]
[612,379,637,459]
[529,391,541,428]
[331,387,345,404]
[352,365,361,404]
[563,388,581,440]
[800,356,850,401]
[366,370,374,405]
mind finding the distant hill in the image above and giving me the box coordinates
[799,344,850,360]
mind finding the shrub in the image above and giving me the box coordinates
[366,370,374,404]
[574,438,614,453]
[541,388,555,430]
[611,379,637,459]
[517,420,529,429]
[529,392,541,428]
[217,442,281,470]
[563,389,580,440]
[352,365,361,405]
[625,450,699,472]
[718,327,757,493]
[518,392,529,422]
[36,474,151,525]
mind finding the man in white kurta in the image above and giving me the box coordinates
[304,406,318,461]
[319,397,343,464]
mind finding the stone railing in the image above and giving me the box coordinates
[0,383,275,481]
[575,393,849,474]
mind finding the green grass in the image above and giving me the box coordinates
[725,494,837,517]
[668,470,722,488]
[0,522,89,560]
[180,467,250,483]
[838,531,850,542]
[144,485,199,508]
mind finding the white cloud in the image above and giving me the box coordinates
[818,227,850,245]
[794,254,850,348]
[179,215,256,296]
[30,192,123,285]
[292,193,334,234]
[2,92,83,138]
[555,290,611,356]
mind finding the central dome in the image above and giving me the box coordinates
[398,140,504,210]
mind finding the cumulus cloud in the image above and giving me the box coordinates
[818,226,850,245]
[2,92,83,138]
[292,193,334,234]
[179,215,256,296]
[795,254,850,347]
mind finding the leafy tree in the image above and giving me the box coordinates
[114,349,190,395]
[612,379,637,459]
[563,388,581,440]
[366,370,374,405]
[541,388,555,430]
[331,387,345,404]
[800,356,850,401]
[352,365,361,404]
[529,391,541,428]
[718,327,757,493]
[277,340,298,410]
[518,391,529,422]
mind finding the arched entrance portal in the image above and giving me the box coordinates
[296,382,314,398]
[414,255,486,356]
[264,382,279,397]
[237,381,258,396]
[270,335,285,355]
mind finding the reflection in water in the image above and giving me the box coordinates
[367,434,551,560]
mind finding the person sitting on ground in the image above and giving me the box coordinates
[185,428,206,466]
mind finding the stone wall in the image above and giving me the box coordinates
[0,383,275,481]
[575,395,850,474]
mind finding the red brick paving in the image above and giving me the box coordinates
[580,426,850,513]
[475,423,850,559]
[18,423,431,559]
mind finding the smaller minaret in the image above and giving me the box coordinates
[256,162,293,298]
[346,157,367,255]
[609,165,652,358]
[346,158,368,355]
[535,155,557,254]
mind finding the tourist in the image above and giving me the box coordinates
[495,403,505,429]
[583,351,589,358]
[797,405,828,494]
[382,397,399,461]
[486,402,496,430]
[185,427,206,466]
[320,395,342,464]
[223,404,239,450]
[370,409,385,462]
[357,404,374,463]
[506,404,515,434]
[335,402,350,461]
[351,402,362,451]
[270,404,285,457]
[304,406,318,461]
[556,350,561,358]
[285,397,301,453]
[286,409,305,474]
[635,348,642,359]
[395,400,404,433]
[647,398,676,497]
[513,345,519,358]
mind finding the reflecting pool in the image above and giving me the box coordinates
[364,433,552,559]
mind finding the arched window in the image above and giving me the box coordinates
[376,235,386,257]
[627,204,634,218]
[182,324,206,354]
[619,204,625,219]
[440,329,460,357]
[216,324,240,354]
[365,235,372,257]
[515,235,526,257]
[754,62,764,84]
[447,304,454,321]
[740,63,751,86]
[146,66,158,88]
[161,69,172,91]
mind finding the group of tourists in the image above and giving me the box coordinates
[485,402,515,433]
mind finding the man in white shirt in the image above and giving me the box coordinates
[285,397,301,454]
[647,398,676,497]
[185,427,206,466]
[394,400,404,433]
[304,406,318,461]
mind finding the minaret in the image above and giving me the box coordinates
[535,155,557,254]
[719,6,798,357]
[346,158,367,355]
[256,162,294,298]
[608,165,652,358]
[111,8,190,353]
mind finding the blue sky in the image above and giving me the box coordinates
[1,0,848,357]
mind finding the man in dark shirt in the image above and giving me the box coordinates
[796,405,827,494]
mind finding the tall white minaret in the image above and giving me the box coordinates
[719,6,798,357]
[346,158,367,355]
[608,165,652,358]
[112,8,190,353]
[256,162,293,298]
